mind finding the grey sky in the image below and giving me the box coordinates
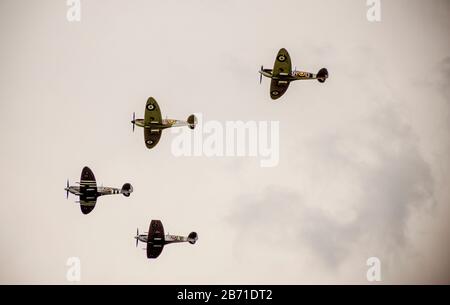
[0,0,449,284]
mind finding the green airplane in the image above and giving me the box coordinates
[131,97,197,149]
[259,48,329,100]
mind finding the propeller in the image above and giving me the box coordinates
[131,112,135,132]
[135,228,139,247]
[65,179,69,199]
[259,65,263,84]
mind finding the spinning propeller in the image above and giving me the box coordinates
[135,228,139,247]
[131,112,136,132]
[260,65,263,84]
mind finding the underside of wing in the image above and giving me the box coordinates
[144,97,162,125]
[79,198,97,215]
[79,167,98,214]
[272,48,292,77]
[144,128,162,149]
[80,166,97,194]
[147,220,165,259]
[80,167,96,185]
[270,79,290,100]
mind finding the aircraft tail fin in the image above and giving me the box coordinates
[187,114,197,130]
[317,68,328,83]
[188,232,198,244]
[121,183,133,197]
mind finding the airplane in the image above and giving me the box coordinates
[131,97,197,149]
[135,220,198,259]
[259,48,329,100]
[65,166,133,215]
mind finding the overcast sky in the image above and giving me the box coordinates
[0,0,449,284]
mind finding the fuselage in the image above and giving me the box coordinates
[66,186,81,196]
[65,185,123,197]
[135,234,188,245]
[134,118,187,130]
[260,69,317,81]
[136,234,148,244]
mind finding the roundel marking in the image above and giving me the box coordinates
[278,55,286,62]
[147,104,155,111]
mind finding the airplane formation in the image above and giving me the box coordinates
[65,48,328,259]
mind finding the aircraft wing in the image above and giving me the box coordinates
[79,167,98,214]
[79,198,97,215]
[270,79,290,100]
[144,128,162,149]
[80,166,97,194]
[272,48,292,77]
[144,97,162,125]
[270,48,292,99]
[147,220,165,259]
